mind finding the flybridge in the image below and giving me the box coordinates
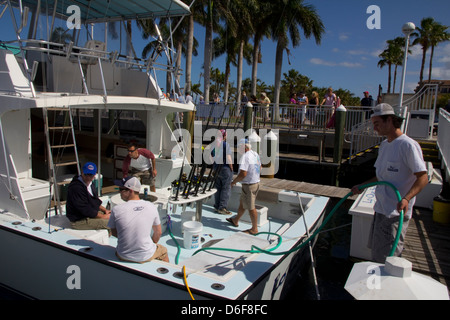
[9,0,191,23]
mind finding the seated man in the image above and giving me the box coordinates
[122,143,157,192]
[66,162,111,234]
[108,177,169,263]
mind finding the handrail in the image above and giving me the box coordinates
[194,102,372,132]
[1,39,178,74]
[438,108,450,178]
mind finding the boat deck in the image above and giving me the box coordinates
[144,203,290,270]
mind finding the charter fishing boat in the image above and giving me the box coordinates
[0,0,329,300]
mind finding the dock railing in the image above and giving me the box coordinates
[438,108,450,179]
[195,102,372,133]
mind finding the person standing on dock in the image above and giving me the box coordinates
[228,139,261,235]
[122,143,157,192]
[351,103,428,263]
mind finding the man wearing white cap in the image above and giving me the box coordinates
[351,103,427,263]
[228,139,261,235]
[108,177,169,263]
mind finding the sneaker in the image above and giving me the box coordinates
[217,208,231,215]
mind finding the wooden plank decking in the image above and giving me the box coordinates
[259,177,357,200]
[403,207,450,289]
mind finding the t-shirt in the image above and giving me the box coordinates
[108,200,160,262]
[374,134,426,218]
[324,93,336,106]
[212,141,232,168]
[238,150,261,184]
[122,149,155,176]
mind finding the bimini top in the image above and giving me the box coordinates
[10,0,191,24]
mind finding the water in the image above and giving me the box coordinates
[284,198,356,300]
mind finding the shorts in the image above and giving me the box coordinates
[240,183,260,210]
[130,168,155,187]
[368,212,410,263]
[116,244,168,264]
[70,214,111,236]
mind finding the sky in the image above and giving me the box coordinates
[1,0,450,102]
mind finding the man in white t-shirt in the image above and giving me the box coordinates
[351,103,427,263]
[228,139,261,235]
[108,177,169,263]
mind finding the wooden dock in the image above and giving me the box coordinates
[258,177,357,200]
[403,206,450,289]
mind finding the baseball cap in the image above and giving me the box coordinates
[82,162,97,175]
[114,176,141,192]
[371,103,403,118]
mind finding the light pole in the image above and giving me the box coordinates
[398,22,416,116]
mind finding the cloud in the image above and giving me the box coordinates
[339,33,350,41]
[310,58,362,68]
[347,50,368,56]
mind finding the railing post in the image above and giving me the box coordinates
[333,105,347,186]
[244,102,253,132]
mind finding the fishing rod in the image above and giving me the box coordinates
[172,99,196,201]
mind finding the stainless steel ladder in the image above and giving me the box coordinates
[43,107,80,214]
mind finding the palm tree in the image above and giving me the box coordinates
[228,0,255,107]
[212,4,253,104]
[386,37,410,93]
[249,0,273,96]
[270,0,324,120]
[196,0,236,103]
[412,17,435,84]
[377,42,399,94]
[184,0,205,94]
[427,20,450,82]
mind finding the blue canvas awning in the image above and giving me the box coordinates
[11,0,191,23]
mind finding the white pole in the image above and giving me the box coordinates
[398,22,416,115]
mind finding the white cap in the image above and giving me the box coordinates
[371,103,398,118]
[115,176,141,192]
[124,177,141,192]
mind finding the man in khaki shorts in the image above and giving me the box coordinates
[228,139,261,235]
[108,176,168,263]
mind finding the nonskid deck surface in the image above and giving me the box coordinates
[159,204,290,273]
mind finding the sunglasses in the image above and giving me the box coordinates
[128,149,136,153]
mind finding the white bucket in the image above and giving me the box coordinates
[183,221,203,250]
[181,211,196,234]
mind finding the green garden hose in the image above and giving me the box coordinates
[191,181,404,258]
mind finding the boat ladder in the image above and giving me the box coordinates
[43,107,80,214]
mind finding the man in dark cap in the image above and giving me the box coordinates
[66,162,111,233]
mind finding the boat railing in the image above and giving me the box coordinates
[5,38,177,74]
[2,38,177,101]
